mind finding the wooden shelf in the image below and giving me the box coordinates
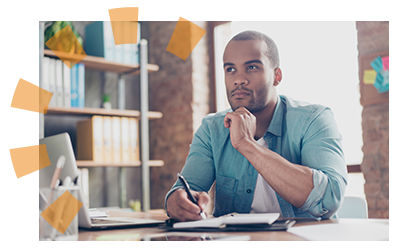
[76,160,164,168]
[46,107,163,119]
[44,49,159,75]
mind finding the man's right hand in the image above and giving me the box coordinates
[166,188,210,222]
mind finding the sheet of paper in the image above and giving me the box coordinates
[89,210,108,218]
[287,222,389,241]
[363,70,377,84]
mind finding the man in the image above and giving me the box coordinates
[165,30,347,221]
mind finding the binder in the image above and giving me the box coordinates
[77,116,104,162]
[62,61,71,108]
[48,58,56,107]
[129,118,140,162]
[53,60,64,107]
[41,57,51,101]
[120,117,130,163]
[113,21,123,63]
[85,21,115,61]
[70,65,78,107]
[103,116,112,163]
[77,63,85,108]
[85,21,140,64]
[111,116,121,163]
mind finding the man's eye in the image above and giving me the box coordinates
[247,65,258,70]
[226,67,236,73]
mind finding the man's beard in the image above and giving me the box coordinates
[228,86,268,113]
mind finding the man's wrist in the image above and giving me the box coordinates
[235,137,257,154]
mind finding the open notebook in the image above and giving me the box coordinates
[173,213,280,229]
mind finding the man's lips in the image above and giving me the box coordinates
[232,90,250,98]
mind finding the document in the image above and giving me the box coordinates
[173,213,280,229]
[287,222,389,241]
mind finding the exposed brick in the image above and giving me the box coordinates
[364,182,381,197]
[147,21,210,209]
[357,21,389,220]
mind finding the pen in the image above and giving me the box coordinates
[50,155,66,189]
[177,173,207,220]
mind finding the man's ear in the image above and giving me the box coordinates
[274,67,282,86]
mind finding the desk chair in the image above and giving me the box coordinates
[337,196,368,218]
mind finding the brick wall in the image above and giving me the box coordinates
[356,21,389,218]
[145,21,210,209]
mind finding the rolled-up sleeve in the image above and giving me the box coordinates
[299,108,348,218]
[164,116,216,214]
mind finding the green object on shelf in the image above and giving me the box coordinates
[103,94,110,102]
[44,21,83,48]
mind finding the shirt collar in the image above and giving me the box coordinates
[264,95,284,137]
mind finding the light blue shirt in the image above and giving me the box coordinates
[165,95,347,219]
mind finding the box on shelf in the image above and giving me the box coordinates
[76,116,103,162]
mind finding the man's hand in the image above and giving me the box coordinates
[166,189,210,222]
[224,107,257,149]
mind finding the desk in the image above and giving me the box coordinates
[78,210,389,241]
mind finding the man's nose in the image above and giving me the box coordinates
[234,74,249,86]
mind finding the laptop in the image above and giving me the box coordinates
[39,132,165,229]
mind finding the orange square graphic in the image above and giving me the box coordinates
[109,21,139,45]
[108,7,139,45]
[166,17,206,61]
[11,78,52,114]
[41,191,83,234]
[45,25,87,69]
[108,7,139,23]
[10,144,51,178]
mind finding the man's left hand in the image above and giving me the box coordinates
[224,107,257,150]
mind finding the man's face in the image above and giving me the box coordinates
[223,39,277,112]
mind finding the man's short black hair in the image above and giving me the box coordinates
[230,30,280,68]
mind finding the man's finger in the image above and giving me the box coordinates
[224,113,232,128]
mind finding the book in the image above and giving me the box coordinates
[120,117,130,163]
[77,63,85,108]
[70,65,78,107]
[111,116,121,163]
[41,57,51,100]
[103,116,112,163]
[48,58,56,107]
[122,21,141,64]
[62,61,71,108]
[85,21,115,61]
[55,59,63,107]
[129,118,140,162]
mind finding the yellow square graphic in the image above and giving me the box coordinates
[45,25,87,69]
[108,7,139,45]
[41,191,83,234]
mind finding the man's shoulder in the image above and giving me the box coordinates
[280,95,329,117]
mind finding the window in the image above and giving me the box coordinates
[214,21,365,198]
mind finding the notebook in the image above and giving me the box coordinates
[160,212,296,232]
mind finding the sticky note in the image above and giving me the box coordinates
[363,70,377,84]
[370,56,383,73]
[166,17,206,61]
[382,56,389,70]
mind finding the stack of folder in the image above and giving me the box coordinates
[85,21,141,65]
[77,116,140,163]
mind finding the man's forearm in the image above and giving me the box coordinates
[236,138,314,208]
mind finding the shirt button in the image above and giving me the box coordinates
[247,189,252,193]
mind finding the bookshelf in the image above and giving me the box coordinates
[46,107,163,119]
[39,22,162,211]
[44,49,159,75]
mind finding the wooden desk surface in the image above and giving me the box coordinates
[78,209,389,241]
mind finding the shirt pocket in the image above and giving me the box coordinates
[214,174,238,216]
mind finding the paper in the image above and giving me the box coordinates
[363,70,377,84]
[96,234,141,241]
[287,222,389,241]
[89,210,108,218]
[173,213,280,229]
